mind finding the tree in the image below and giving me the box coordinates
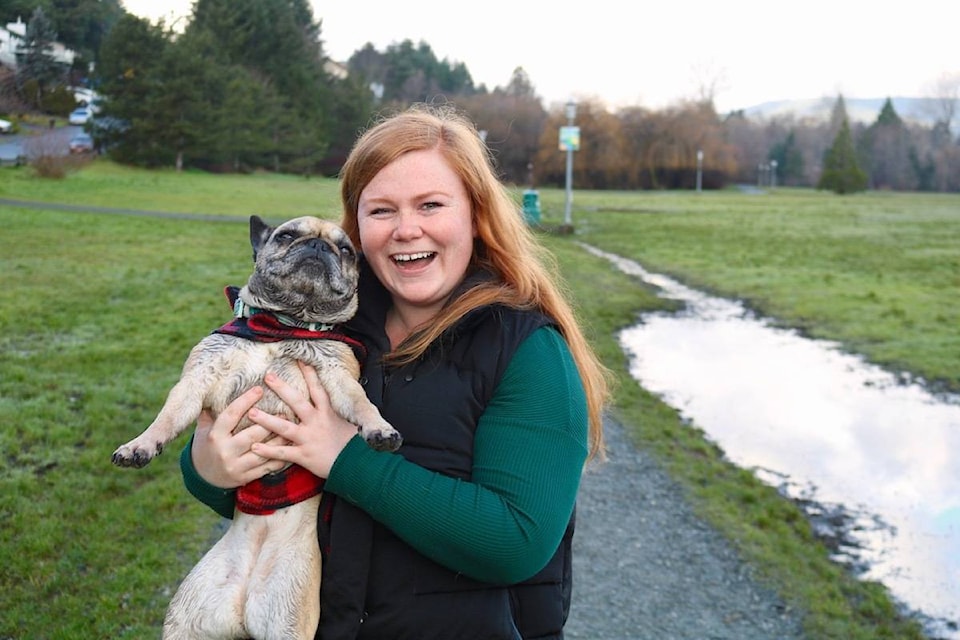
[924,71,960,137]
[1,0,125,67]
[154,29,238,171]
[768,130,805,186]
[380,39,475,103]
[828,94,849,136]
[859,98,915,190]
[188,0,333,172]
[456,75,546,185]
[15,7,68,111]
[818,118,867,194]
[94,14,171,165]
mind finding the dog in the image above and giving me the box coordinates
[112,215,402,640]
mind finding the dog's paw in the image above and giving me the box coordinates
[111,441,164,468]
[362,428,403,452]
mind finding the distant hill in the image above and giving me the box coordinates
[740,97,940,126]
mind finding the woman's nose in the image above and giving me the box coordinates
[392,211,423,240]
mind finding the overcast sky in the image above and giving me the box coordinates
[123,0,959,113]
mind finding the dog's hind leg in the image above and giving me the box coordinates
[242,499,322,640]
[162,523,254,640]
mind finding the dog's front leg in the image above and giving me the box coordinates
[112,370,211,468]
[319,366,402,452]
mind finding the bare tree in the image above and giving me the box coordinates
[689,59,729,107]
[923,71,960,136]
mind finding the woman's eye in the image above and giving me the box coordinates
[421,201,442,211]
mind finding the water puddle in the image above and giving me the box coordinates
[583,244,960,638]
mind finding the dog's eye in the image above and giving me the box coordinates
[274,232,295,244]
[339,244,355,258]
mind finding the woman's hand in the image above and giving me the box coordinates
[191,385,288,489]
[249,362,360,479]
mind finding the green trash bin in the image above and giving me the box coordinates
[522,189,541,225]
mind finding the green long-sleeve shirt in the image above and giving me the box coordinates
[180,326,588,584]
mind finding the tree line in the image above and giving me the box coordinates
[3,0,959,192]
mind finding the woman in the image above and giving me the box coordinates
[181,104,610,639]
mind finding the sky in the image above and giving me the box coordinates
[122,0,959,114]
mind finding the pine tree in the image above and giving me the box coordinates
[94,14,171,165]
[769,131,805,186]
[828,94,849,136]
[860,98,915,190]
[818,118,868,194]
[15,7,68,110]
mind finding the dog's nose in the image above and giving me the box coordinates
[306,238,332,253]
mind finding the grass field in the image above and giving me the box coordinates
[3,160,955,638]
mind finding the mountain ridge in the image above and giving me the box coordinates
[739,96,941,126]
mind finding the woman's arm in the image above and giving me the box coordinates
[180,437,237,520]
[324,327,588,583]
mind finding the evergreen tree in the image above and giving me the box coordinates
[154,29,233,171]
[1,0,125,66]
[828,94,848,136]
[818,118,867,194]
[859,97,915,190]
[768,130,805,186]
[381,39,475,103]
[15,7,67,110]
[94,14,171,165]
[187,0,333,172]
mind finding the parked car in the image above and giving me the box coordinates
[0,118,12,134]
[69,133,95,154]
[68,107,91,125]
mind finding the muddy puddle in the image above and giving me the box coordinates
[583,244,960,638]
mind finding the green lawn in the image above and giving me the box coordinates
[2,160,951,638]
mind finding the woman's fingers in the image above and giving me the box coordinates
[298,361,331,409]
[250,439,298,466]
[248,405,299,442]
[261,371,317,420]
[215,385,264,436]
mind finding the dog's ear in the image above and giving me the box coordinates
[249,215,274,261]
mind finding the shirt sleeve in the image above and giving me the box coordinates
[179,435,237,520]
[324,326,589,583]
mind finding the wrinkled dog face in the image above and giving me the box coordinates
[243,215,360,325]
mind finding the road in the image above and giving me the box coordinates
[0,123,84,164]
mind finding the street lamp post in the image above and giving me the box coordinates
[770,159,778,189]
[563,100,577,228]
[696,149,703,193]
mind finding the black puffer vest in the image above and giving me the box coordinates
[315,261,575,640]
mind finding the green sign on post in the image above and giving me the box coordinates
[559,126,580,151]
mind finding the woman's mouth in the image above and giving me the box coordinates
[392,251,436,267]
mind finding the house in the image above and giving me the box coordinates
[0,17,77,70]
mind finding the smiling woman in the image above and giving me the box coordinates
[355,147,477,342]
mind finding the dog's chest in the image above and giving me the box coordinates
[198,336,351,422]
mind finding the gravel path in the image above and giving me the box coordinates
[565,415,806,639]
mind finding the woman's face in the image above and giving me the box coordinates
[357,147,476,324]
